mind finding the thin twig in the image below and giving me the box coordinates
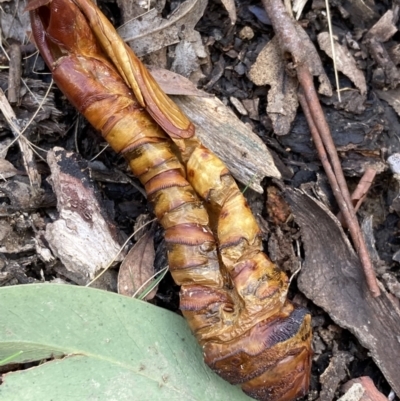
[262,0,380,297]
[337,168,377,227]
[325,0,341,101]
[298,65,380,298]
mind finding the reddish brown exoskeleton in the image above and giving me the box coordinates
[28,1,312,399]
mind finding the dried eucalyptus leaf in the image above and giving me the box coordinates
[118,230,157,300]
[318,32,367,95]
[149,67,210,97]
[249,37,298,136]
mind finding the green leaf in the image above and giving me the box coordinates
[0,284,252,401]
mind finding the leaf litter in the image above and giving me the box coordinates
[1,0,400,400]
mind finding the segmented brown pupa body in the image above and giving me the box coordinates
[29,1,312,400]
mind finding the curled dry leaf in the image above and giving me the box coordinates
[318,32,367,95]
[117,0,208,56]
[249,37,299,136]
[118,229,157,300]
[249,23,332,134]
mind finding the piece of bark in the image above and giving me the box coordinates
[381,272,400,299]
[172,95,281,193]
[0,72,66,138]
[375,88,400,116]
[339,0,379,29]
[319,350,354,401]
[0,214,35,255]
[44,148,125,283]
[285,188,400,397]
[0,178,38,214]
[367,37,400,89]
[365,10,398,43]
[342,377,389,401]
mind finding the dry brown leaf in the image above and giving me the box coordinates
[0,159,19,179]
[149,66,210,97]
[118,230,157,300]
[117,0,207,56]
[318,32,367,95]
[220,0,237,25]
[249,37,299,136]
[249,24,332,134]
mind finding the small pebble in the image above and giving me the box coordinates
[234,62,246,75]
[238,26,255,40]
[230,96,248,115]
[387,153,400,174]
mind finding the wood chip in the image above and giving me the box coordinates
[45,148,125,283]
